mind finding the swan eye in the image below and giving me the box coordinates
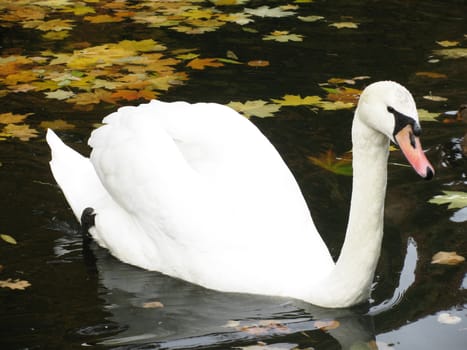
[387,106,421,137]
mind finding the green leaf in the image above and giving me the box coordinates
[428,191,467,209]
[1,234,17,245]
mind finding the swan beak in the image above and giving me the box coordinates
[395,125,434,180]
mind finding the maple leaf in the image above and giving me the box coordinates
[0,278,31,290]
[429,191,467,209]
[431,251,465,265]
[227,100,281,118]
[314,320,340,331]
[187,58,224,70]
[245,6,296,18]
[39,119,75,130]
[263,31,304,42]
[45,90,75,100]
[417,109,440,122]
[316,100,354,110]
[247,60,270,67]
[298,15,325,22]
[35,19,75,32]
[436,40,459,47]
[3,124,39,141]
[329,22,359,29]
[271,94,322,106]
[0,112,33,124]
[84,15,124,23]
[308,150,352,176]
[434,48,467,59]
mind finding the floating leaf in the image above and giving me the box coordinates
[428,191,467,209]
[142,301,164,308]
[263,31,304,42]
[271,94,322,106]
[317,100,354,110]
[329,22,359,29]
[437,312,462,324]
[436,40,459,47]
[247,60,270,67]
[187,58,224,70]
[423,95,448,102]
[1,234,17,245]
[415,71,448,79]
[228,100,281,118]
[245,6,296,18]
[298,15,324,22]
[308,150,352,176]
[39,119,75,130]
[45,90,75,100]
[0,113,32,124]
[431,251,465,265]
[3,124,39,141]
[434,48,467,59]
[0,279,31,290]
[417,109,440,122]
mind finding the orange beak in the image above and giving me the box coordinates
[394,124,434,179]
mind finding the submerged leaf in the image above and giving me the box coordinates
[308,150,352,176]
[431,251,465,265]
[329,22,359,29]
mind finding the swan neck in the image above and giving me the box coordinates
[310,116,389,307]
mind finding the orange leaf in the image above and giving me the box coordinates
[247,60,270,67]
[416,71,448,79]
[187,58,224,70]
[431,251,465,265]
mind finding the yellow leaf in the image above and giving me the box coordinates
[0,278,31,290]
[1,234,17,245]
[3,124,39,141]
[271,94,322,106]
[431,251,465,265]
[84,14,124,23]
[329,22,359,29]
[436,40,459,47]
[227,100,281,118]
[0,112,33,124]
[40,119,75,130]
[317,100,354,110]
[36,19,74,32]
[42,30,70,40]
[187,58,224,70]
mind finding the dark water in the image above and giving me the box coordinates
[0,1,466,349]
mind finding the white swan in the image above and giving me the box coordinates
[46,81,434,308]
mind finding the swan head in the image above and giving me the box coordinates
[355,81,435,179]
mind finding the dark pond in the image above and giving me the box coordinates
[0,0,466,349]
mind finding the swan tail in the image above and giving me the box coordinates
[46,129,108,223]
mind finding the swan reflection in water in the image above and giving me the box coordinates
[73,240,379,349]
